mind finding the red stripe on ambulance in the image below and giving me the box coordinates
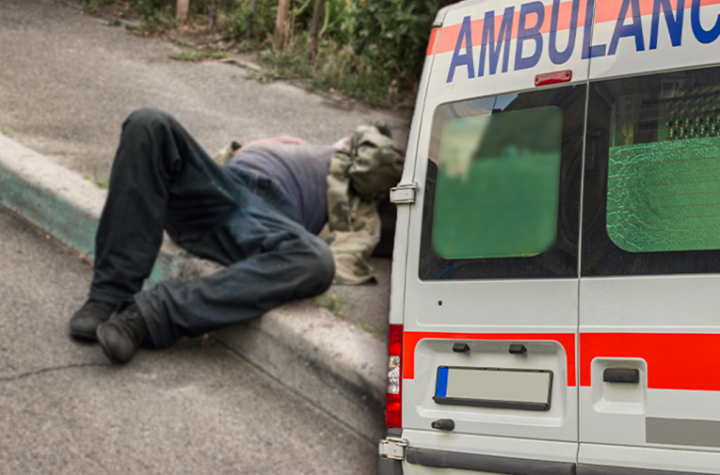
[594,0,720,24]
[580,333,720,390]
[403,331,577,386]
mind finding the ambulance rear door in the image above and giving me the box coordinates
[400,0,592,471]
[579,1,720,472]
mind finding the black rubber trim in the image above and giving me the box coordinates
[453,343,470,353]
[378,456,404,475]
[433,396,551,411]
[578,464,716,475]
[406,447,576,475]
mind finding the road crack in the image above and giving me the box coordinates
[0,363,111,382]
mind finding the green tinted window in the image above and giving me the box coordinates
[607,86,720,253]
[431,106,563,259]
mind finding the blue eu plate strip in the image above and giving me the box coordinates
[436,367,449,398]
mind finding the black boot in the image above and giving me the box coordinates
[96,303,148,364]
[69,300,118,341]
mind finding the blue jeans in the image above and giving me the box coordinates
[89,108,335,348]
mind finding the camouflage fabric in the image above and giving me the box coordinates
[211,141,242,165]
[320,126,404,285]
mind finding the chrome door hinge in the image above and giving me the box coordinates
[378,437,408,461]
[390,182,418,204]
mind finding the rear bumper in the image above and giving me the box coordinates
[404,447,574,475]
[378,456,403,475]
[396,447,716,475]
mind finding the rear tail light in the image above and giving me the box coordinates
[386,324,403,428]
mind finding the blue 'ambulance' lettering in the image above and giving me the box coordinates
[609,0,645,55]
[650,0,684,49]
[480,6,516,76]
[515,2,546,70]
[582,0,606,58]
[446,0,720,83]
[447,16,475,83]
[549,0,580,64]
[692,0,720,44]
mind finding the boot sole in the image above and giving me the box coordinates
[69,329,98,342]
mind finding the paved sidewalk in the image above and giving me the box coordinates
[0,0,404,182]
[0,205,376,474]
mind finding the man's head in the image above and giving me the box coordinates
[346,125,404,202]
[375,125,392,140]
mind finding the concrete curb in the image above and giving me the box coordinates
[0,134,387,441]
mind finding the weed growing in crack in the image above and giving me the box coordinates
[169,49,229,62]
[314,294,345,318]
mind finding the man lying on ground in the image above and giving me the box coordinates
[67,108,403,364]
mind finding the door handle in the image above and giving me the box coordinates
[603,368,640,383]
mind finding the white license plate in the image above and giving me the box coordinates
[434,367,553,411]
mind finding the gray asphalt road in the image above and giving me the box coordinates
[0,0,402,182]
[0,205,376,474]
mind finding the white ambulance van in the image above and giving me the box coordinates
[379,0,720,473]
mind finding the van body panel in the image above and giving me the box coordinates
[579,443,720,473]
[401,0,589,449]
[580,275,720,329]
[390,10,447,327]
[402,98,582,439]
[406,279,578,328]
[578,64,720,470]
[579,276,720,457]
[403,339,576,440]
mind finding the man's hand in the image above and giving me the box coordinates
[237,136,310,155]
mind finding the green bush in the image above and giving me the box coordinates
[81,0,116,12]
[84,0,457,107]
[348,0,451,87]
[220,0,277,43]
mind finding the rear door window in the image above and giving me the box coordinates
[419,86,586,280]
[432,106,563,260]
[582,66,720,276]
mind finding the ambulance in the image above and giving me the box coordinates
[379,0,720,473]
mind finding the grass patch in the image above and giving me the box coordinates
[315,294,387,342]
[314,294,345,318]
[81,0,115,12]
[169,49,229,62]
[84,175,109,190]
[361,323,387,343]
[1,127,13,138]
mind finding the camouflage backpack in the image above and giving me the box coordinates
[319,126,404,284]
